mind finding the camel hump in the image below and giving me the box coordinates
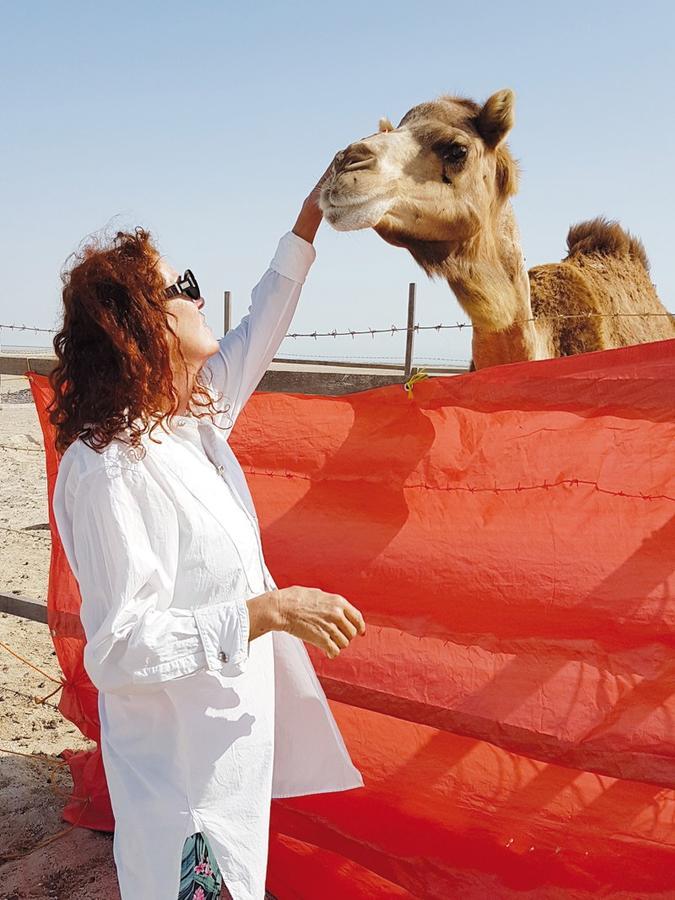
[566,217,650,272]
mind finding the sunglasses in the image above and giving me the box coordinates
[164,269,201,302]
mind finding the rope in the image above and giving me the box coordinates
[0,745,71,772]
[36,682,64,703]
[0,640,63,686]
[1,685,61,707]
[0,747,90,804]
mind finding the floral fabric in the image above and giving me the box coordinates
[179,832,223,899]
[178,833,277,899]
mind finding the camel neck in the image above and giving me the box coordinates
[438,205,544,368]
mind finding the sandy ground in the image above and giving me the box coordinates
[0,613,118,899]
[0,374,121,898]
[0,379,51,602]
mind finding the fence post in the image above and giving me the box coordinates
[403,283,416,380]
[223,291,232,336]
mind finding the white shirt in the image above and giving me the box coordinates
[52,232,364,900]
[171,414,266,596]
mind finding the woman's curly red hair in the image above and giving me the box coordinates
[48,227,227,456]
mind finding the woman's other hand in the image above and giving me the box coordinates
[277,585,366,658]
[253,585,366,659]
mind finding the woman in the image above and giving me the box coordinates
[49,173,366,900]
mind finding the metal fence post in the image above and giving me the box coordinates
[223,291,232,336]
[403,283,416,380]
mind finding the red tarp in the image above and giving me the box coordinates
[31,338,675,896]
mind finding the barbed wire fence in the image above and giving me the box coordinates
[2,311,673,339]
[2,307,674,370]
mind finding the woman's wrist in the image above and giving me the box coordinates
[246,590,286,640]
[292,198,322,244]
[293,160,334,245]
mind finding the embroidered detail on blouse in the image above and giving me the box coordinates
[101,440,144,477]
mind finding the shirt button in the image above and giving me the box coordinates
[218,650,229,662]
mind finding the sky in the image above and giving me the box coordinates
[1,0,673,367]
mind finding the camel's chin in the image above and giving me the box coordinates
[321,197,393,233]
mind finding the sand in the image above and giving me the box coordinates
[0,378,52,603]
[0,613,118,899]
[0,375,121,898]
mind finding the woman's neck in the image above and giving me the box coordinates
[172,366,199,417]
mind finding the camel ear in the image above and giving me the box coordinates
[379,117,394,133]
[477,89,515,148]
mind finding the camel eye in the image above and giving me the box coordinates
[440,143,468,165]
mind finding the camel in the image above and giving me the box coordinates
[319,90,675,369]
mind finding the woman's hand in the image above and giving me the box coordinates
[277,585,366,659]
[291,160,335,245]
[266,585,366,659]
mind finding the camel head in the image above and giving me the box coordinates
[320,90,520,273]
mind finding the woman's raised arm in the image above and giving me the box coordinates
[201,167,331,430]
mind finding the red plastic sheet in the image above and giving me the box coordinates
[31,338,675,895]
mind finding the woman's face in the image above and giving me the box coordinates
[157,258,220,369]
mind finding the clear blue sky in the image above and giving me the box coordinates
[1,0,673,365]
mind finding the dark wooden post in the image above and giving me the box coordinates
[403,283,416,380]
[223,291,232,336]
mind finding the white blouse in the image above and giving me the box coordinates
[52,232,364,900]
[170,413,267,597]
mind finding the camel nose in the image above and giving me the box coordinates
[339,142,377,174]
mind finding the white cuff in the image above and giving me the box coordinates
[194,597,250,677]
[269,231,317,284]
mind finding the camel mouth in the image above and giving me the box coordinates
[320,191,394,232]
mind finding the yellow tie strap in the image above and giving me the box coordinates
[403,369,429,400]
